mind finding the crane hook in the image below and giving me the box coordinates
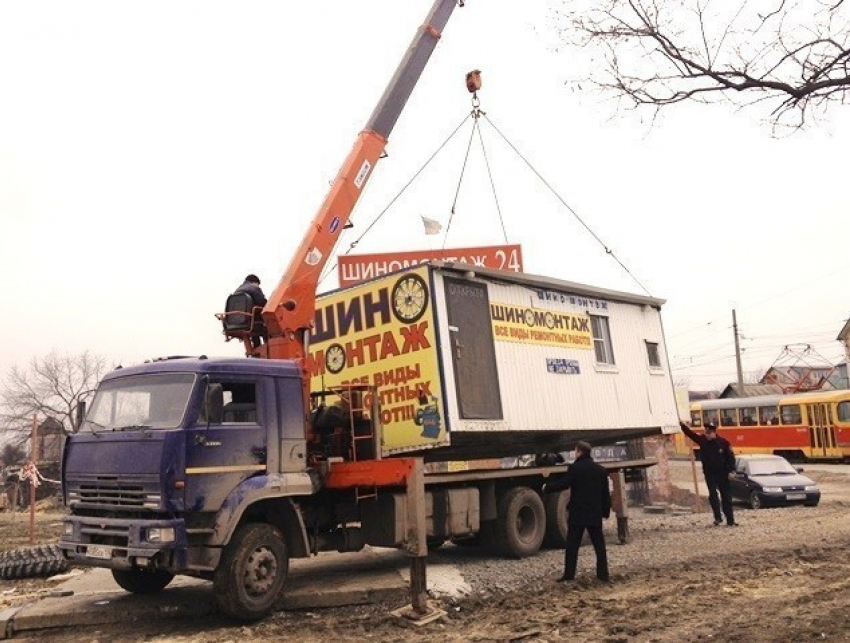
[466,69,482,111]
[465,69,482,94]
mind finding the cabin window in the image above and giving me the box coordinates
[690,411,702,427]
[720,408,738,426]
[591,315,615,365]
[739,408,757,426]
[704,409,719,426]
[645,341,661,368]
[758,405,778,425]
[199,381,259,424]
[838,401,850,423]
[780,404,802,425]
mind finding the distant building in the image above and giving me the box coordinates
[760,365,836,393]
[687,390,720,402]
[837,317,850,388]
[718,383,784,399]
[831,362,849,390]
[34,417,64,462]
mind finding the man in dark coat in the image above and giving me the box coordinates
[234,274,268,347]
[544,441,611,583]
[680,421,737,526]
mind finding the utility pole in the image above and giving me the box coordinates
[29,415,38,545]
[733,309,745,396]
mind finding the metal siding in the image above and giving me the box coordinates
[433,272,678,435]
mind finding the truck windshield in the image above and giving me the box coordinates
[83,373,195,432]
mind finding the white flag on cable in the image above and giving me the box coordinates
[421,215,442,235]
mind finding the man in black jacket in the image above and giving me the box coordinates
[680,421,737,526]
[234,274,268,348]
[544,441,611,583]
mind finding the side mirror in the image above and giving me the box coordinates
[74,401,87,432]
[795,467,804,473]
[206,383,224,425]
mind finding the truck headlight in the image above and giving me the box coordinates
[762,486,782,493]
[805,485,818,492]
[63,523,74,536]
[147,527,176,543]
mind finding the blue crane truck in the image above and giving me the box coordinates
[57,0,677,621]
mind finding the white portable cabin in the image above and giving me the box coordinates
[310,262,679,461]
[425,262,679,460]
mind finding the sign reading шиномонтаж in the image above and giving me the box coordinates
[490,302,593,349]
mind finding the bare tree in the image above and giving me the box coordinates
[1,443,26,467]
[561,0,850,129]
[0,351,108,448]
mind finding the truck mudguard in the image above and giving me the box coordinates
[211,472,317,556]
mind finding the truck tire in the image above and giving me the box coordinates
[111,568,174,594]
[543,490,570,549]
[213,523,289,621]
[0,544,68,580]
[494,487,546,558]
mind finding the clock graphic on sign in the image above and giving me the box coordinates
[324,343,346,374]
[391,274,429,324]
[524,309,536,326]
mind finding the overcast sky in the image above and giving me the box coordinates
[1,0,848,393]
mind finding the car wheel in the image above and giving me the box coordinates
[749,491,762,510]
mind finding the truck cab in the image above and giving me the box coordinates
[59,357,317,589]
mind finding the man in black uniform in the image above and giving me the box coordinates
[234,274,268,348]
[544,441,611,583]
[680,421,737,526]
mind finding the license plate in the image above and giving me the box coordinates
[86,545,112,560]
[786,493,806,501]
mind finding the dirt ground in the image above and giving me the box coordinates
[3,470,850,643]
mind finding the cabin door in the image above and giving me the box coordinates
[443,277,503,420]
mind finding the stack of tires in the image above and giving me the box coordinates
[0,544,68,580]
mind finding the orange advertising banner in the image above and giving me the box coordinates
[338,244,523,287]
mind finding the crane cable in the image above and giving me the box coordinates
[443,96,510,250]
[317,112,472,288]
[319,104,653,299]
[442,108,480,249]
[481,113,652,297]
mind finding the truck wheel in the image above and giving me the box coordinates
[111,568,174,594]
[495,487,546,558]
[543,490,570,549]
[213,523,289,621]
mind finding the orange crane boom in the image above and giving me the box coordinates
[256,0,464,363]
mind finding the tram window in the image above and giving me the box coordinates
[690,411,702,427]
[838,401,850,423]
[780,405,802,425]
[739,409,757,426]
[704,410,719,426]
[758,406,778,425]
[720,409,738,426]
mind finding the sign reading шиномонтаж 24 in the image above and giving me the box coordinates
[338,244,523,287]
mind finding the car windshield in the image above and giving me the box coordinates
[747,458,798,476]
[83,373,195,432]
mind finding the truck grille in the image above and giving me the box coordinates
[66,475,161,510]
